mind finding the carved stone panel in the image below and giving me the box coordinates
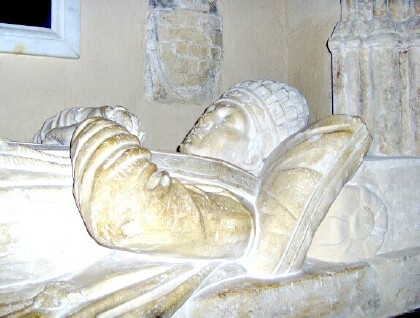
[308,185,388,263]
[308,156,420,263]
[145,0,222,103]
[329,0,420,156]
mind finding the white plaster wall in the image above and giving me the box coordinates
[0,0,339,150]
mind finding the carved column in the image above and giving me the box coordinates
[329,0,420,155]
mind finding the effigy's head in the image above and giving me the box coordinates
[179,80,310,175]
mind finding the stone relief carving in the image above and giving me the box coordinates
[329,0,420,156]
[20,81,390,267]
[145,0,222,103]
[308,184,388,263]
[32,105,145,146]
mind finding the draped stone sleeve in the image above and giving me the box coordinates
[71,118,253,259]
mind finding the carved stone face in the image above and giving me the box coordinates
[180,105,251,165]
[180,80,310,174]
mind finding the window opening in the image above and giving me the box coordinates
[0,1,52,29]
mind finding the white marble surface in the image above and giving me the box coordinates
[0,0,80,58]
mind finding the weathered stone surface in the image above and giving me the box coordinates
[175,248,420,317]
[330,0,420,156]
[145,1,222,103]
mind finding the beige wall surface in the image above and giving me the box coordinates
[0,0,340,151]
[286,0,340,122]
[218,0,288,90]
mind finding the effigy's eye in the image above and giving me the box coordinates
[224,110,245,131]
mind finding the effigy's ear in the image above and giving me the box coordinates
[245,115,372,277]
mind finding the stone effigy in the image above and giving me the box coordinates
[1,74,419,316]
[0,113,370,316]
[1,76,420,316]
[0,2,418,316]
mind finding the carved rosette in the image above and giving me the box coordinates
[308,184,388,263]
